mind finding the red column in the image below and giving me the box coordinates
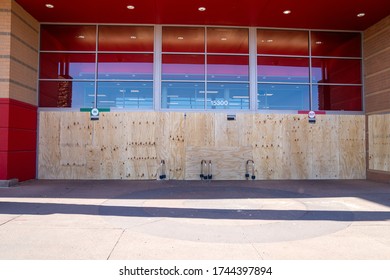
[0,98,37,181]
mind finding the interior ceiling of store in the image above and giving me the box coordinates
[15,0,390,31]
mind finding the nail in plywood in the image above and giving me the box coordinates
[59,112,91,167]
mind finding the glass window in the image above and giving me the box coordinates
[162,54,205,81]
[312,58,361,84]
[161,82,205,109]
[207,55,249,81]
[39,53,96,80]
[98,26,154,52]
[207,83,250,110]
[40,25,96,51]
[257,29,309,56]
[207,28,248,54]
[97,82,153,109]
[39,81,95,108]
[98,53,153,80]
[258,84,310,110]
[312,85,362,111]
[162,27,205,53]
[311,31,361,57]
[257,57,309,83]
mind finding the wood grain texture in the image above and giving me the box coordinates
[38,112,366,180]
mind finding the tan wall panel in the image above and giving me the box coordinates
[365,15,390,179]
[0,82,9,98]
[366,90,390,113]
[365,70,390,96]
[0,34,11,54]
[338,115,366,179]
[364,26,390,58]
[6,0,39,106]
[365,49,390,76]
[9,82,36,105]
[0,2,11,33]
[364,14,390,115]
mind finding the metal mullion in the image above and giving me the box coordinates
[249,27,257,111]
[94,25,99,107]
[309,30,313,110]
[154,25,162,111]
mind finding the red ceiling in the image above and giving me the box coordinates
[15,0,390,31]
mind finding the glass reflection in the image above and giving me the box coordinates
[311,31,361,57]
[97,82,153,109]
[207,28,249,54]
[312,85,362,111]
[206,83,249,110]
[161,82,205,109]
[311,58,361,84]
[257,57,309,83]
[98,54,153,80]
[207,55,249,81]
[40,53,95,80]
[39,81,95,108]
[162,55,205,81]
[257,29,309,56]
[162,27,205,53]
[40,25,96,51]
[258,84,310,110]
[98,26,154,52]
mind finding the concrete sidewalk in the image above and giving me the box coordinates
[0,179,389,260]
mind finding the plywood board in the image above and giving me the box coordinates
[38,112,367,180]
[185,146,253,180]
[284,115,311,179]
[59,112,91,167]
[310,115,340,179]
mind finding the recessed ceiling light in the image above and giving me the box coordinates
[177,36,184,40]
[221,37,227,41]
[283,10,291,15]
[357,13,365,17]
[130,36,137,39]
[76,35,85,39]
[198,7,206,12]
[127,5,135,10]
[316,41,323,45]
[45,4,54,8]
[266,39,273,43]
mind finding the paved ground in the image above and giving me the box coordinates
[0,179,389,260]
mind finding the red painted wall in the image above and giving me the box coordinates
[0,98,37,181]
